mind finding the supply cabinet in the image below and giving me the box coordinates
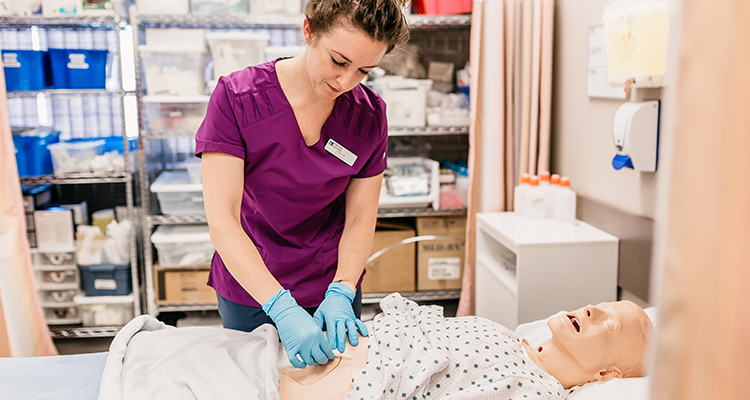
[474,212,619,329]
[2,10,141,338]
[130,8,472,316]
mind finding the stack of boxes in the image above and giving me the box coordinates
[362,216,466,294]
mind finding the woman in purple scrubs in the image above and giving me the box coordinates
[195,0,410,369]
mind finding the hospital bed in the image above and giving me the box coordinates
[0,307,657,400]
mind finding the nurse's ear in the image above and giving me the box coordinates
[303,18,315,46]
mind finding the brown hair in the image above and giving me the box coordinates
[304,0,411,54]
[607,300,654,378]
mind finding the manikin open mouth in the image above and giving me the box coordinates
[568,315,581,333]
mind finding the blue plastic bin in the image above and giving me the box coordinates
[48,49,108,89]
[12,131,61,177]
[78,263,132,296]
[2,50,50,91]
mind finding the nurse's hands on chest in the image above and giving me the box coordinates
[262,288,335,369]
[313,282,369,353]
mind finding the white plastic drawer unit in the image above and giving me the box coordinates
[35,268,80,290]
[38,288,79,304]
[43,304,81,325]
[475,212,619,330]
[150,170,205,215]
[31,246,76,269]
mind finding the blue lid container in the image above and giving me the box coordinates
[48,49,109,89]
[66,136,138,154]
[12,130,61,177]
[2,50,51,91]
[78,263,132,296]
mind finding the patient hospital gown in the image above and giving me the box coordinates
[346,294,565,400]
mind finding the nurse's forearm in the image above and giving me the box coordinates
[208,220,282,305]
[334,174,383,289]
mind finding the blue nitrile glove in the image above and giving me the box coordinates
[262,288,334,369]
[313,282,369,353]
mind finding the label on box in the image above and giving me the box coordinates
[94,279,117,290]
[427,257,461,280]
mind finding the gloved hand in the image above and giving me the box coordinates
[262,288,334,369]
[313,282,369,353]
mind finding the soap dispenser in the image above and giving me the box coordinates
[611,100,660,172]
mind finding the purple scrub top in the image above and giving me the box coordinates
[195,60,388,308]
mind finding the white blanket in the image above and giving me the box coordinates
[98,315,281,400]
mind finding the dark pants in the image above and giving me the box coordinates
[216,289,363,333]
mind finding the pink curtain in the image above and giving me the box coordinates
[457,0,555,316]
[0,60,57,357]
[651,0,750,397]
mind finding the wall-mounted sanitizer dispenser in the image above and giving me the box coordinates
[612,100,660,172]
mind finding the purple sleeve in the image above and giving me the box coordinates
[353,102,388,179]
[195,77,246,160]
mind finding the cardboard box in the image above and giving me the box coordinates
[362,220,416,293]
[154,264,217,305]
[416,216,466,290]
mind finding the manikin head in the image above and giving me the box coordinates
[529,300,653,389]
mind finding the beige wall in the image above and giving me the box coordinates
[551,0,667,219]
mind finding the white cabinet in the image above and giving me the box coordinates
[475,212,618,329]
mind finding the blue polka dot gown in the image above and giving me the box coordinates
[345,294,565,400]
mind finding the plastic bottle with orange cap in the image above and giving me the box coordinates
[513,171,577,223]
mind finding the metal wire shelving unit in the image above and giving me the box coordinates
[4,8,140,338]
[133,8,471,316]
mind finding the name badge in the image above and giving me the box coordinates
[324,139,358,167]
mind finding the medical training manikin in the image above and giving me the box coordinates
[278,297,652,399]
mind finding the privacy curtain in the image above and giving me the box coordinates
[0,63,57,357]
[457,0,554,316]
[651,0,750,398]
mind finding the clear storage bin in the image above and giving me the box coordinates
[379,157,441,210]
[185,158,202,184]
[38,288,79,304]
[206,32,269,80]
[47,140,105,175]
[31,247,76,269]
[150,224,215,267]
[139,46,209,96]
[150,170,205,215]
[142,95,210,131]
[372,77,433,127]
[43,304,81,325]
[74,294,134,326]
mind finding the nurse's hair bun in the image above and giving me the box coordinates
[305,0,411,54]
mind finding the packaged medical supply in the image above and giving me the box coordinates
[80,0,113,15]
[523,176,545,220]
[150,170,205,215]
[34,207,76,248]
[554,177,577,223]
[47,48,109,89]
[416,216,466,291]
[47,140,105,175]
[12,127,60,176]
[60,201,88,225]
[74,294,134,326]
[42,0,79,16]
[190,0,246,14]
[379,157,440,210]
[373,76,433,127]
[91,209,115,234]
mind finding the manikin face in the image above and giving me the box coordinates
[533,301,644,388]
[548,302,642,372]
[302,18,387,101]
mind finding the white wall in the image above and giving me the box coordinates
[551,0,671,219]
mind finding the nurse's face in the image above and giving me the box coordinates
[547,301,642,372]
[303,18,388,101]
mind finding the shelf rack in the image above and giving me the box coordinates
[4,7,141,338]
[362,289,461,304]
[133,8,472,316]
